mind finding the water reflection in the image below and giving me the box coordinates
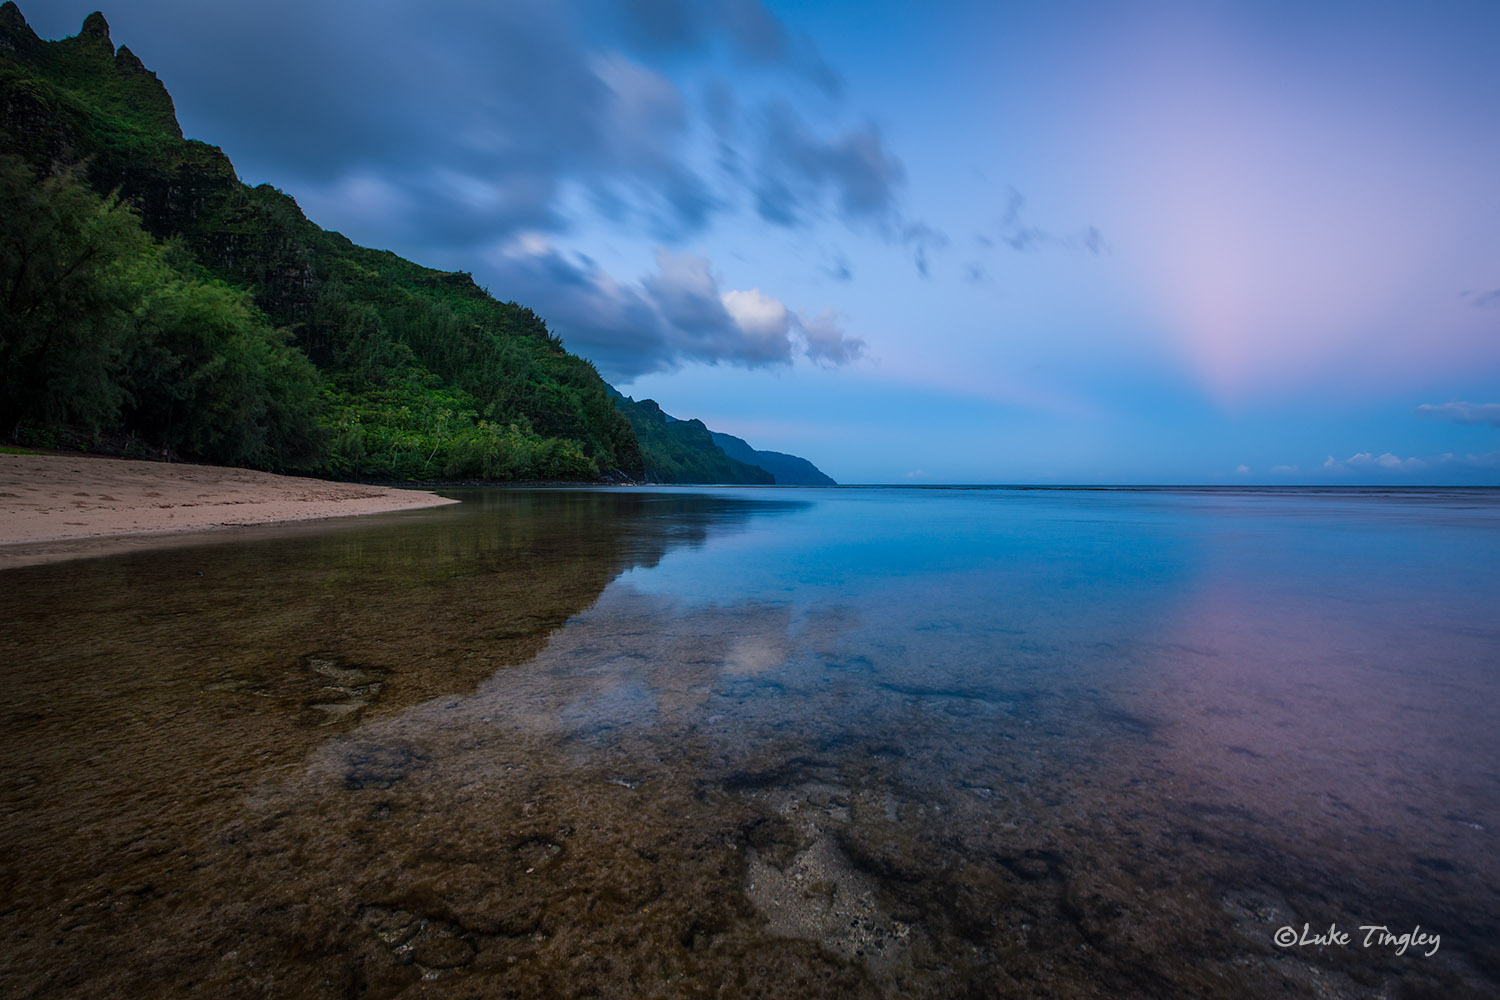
[0,490,805,998]
[2,487,1497,998]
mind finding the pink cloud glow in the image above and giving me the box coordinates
[1070,4,1500,404]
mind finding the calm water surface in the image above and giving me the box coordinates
[2,487,1498,998]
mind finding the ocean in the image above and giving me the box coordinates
[2,486,1497,997]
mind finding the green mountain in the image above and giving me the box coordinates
[611,394,773,485]
[1,5,642,480]
[710,431,836,486]
[607,388,836,485]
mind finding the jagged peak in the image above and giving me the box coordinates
[1,1,27,30]
[114,44,146,73]
[0,0,40,55]
[0,4,185,139]
[80,11,110,42]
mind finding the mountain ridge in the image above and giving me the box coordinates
[0,4,834,485]
[603,385,836,485]
[710,431,836,486]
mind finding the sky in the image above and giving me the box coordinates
[26,0,1500,483]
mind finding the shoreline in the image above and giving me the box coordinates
[0,452,460,569]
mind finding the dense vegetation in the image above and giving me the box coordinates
[0,4,643,480]
[0,156,325,466]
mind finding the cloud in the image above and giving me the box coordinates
[1075,225,1106,256]
[1472,288,1500,308]
[750,100,906,229]
[585,53,722,237]
[1234,464,1251,475]
[184,1,732,251]
[742,99,941,276]
[1270,464,1299,474]
[65,3,895,376]
[798,308,865,366]
[823,255,852,282]
[720,287,796,363]
[1322,452,1426,473]
[488,241,860,379]
[999,189,1048,252]
[720,287,787,337]
[1416,401,1500,427]
[107,0,905,261]
[642,250,737,336]
[900,221,949,279]
[989,187,1105,257]
[485,241,667,379]
[632,249,798,367]
[612,0,840,94]
[1309,449,1500,480]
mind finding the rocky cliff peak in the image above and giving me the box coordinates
[80,11,110,42]
[0,5,183,140]
[114,44,146,73]
[0,1,40,56]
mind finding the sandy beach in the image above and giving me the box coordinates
[0,452,458,568]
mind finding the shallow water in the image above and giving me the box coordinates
[2,486,1498,997]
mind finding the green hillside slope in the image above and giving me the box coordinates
[611,396,774,485]
[710,431,836,485]
[0,4,642,481]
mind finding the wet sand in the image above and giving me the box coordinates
[0,452,458,568]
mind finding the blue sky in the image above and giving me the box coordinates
[28,0,1500,483]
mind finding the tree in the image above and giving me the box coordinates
[0,155,326,467]
[0,155,149,438]
[125,266,326,467]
